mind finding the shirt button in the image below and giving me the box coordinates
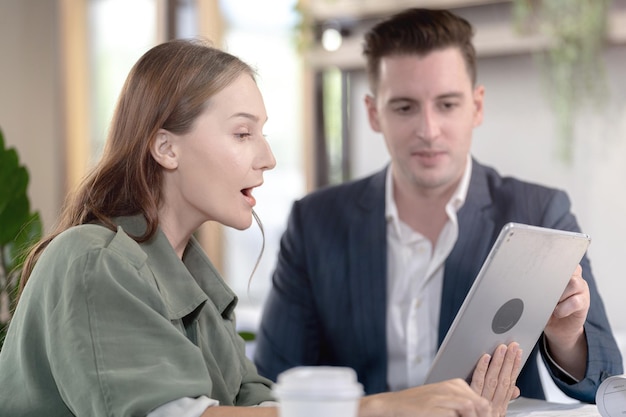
[414,299,421,309]
[414,356,422,364]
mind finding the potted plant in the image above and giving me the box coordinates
[0,128,43,349]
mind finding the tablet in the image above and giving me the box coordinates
[424,222,591,384]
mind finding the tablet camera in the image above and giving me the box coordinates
[492,298,524,334]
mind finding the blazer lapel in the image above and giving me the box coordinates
[348,168,388,383]
[438,160,497,345]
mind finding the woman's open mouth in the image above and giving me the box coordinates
[241,187,256,207]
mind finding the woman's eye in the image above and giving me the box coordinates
[235,133,252,140]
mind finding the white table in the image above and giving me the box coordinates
[507,397,601,417]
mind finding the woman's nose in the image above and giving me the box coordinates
[258,137,276,171]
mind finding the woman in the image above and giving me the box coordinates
[0,39,511,417]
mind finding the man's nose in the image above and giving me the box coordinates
[416,107,441,141]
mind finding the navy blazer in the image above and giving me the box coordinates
[255,159,622,403]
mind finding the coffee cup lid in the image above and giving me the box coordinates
[596,375,626,417]
[273,366,364,401]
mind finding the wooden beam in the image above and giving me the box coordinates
[59,0,90,193]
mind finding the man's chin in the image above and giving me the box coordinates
[414,171,459,192]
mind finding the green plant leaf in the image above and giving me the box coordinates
[0,127,44,351]
[238,331,256,342]
[3,212,42,274]
[0,194,30,245]
[0,130,34,245]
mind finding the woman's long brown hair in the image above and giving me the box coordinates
[19,39,255,294]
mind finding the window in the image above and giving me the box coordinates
[88,0,160,165]
[218,0,305,318]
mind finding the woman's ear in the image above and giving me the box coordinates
[151,129,179,170]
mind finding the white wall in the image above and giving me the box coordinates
[348,46,626,352]
[0,0,63,230]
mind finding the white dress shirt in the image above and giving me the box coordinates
[385,156,472,391]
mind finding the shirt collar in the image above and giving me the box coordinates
[115,215,237,320]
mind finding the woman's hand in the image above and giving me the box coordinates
[359,378,496,417]
[470,342,522,417]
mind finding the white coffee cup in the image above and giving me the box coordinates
[596,375,626,417]
[272,366,364,417]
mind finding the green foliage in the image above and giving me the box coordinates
[514,0,610,163]
[238,331,256,342]
[0,128,43,349]
[293,0,313,54]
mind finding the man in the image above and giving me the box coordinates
[254,8,622,403]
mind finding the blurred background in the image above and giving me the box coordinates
[2,0,626,401]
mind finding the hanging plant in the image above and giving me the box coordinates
[293,0,314,54]
[513,0,610,163]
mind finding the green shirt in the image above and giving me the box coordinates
[0,216,274,416]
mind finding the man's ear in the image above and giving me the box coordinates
[365,94,382,133]
[472,85,485,128]
[150,129,179,170]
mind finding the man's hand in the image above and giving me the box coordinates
[543,264,589,379]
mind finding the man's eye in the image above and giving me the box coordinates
[392,104,413,113]
[439,102,458,111]
[235,133,252,140]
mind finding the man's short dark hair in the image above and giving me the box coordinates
[363,8,477,92]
